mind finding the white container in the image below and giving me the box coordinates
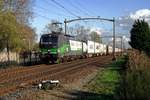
[69,40,82,51]
[87,40,94,53]
[83,42,87,53]
[103,44,107,54]
[99,43,104,54]
[108,46,113,53]
[95,42,100,53]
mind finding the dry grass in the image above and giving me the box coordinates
[119,50,150,100]
[128,49,150,70]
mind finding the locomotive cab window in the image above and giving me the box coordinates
[40,34,58,48]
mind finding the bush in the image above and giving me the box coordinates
[119,70,150,100]
[128,50,150,70]
[129,19,150,56]
[118,50,150,100]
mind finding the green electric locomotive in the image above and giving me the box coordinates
[39,33,85,63]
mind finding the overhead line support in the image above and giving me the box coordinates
[64,17,116,60]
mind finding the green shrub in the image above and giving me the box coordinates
[129,19,150,56]
[119,70,150,100]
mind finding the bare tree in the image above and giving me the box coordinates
[2,0,34,24]
[43,20,62,34]
[0,0,36,51]
[71,24,90,41]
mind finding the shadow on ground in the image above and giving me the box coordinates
[43,89,115,100]
[66,90,115,100]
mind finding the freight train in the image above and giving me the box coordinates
[39,33,121,63]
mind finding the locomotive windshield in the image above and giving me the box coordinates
[40,34,58,48]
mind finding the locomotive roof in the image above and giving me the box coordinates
[41,33,58,37]
[41,33,74,38]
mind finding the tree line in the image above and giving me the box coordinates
[130,19,150,56]
[0,0,36,52]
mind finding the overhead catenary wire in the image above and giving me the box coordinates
[34,5,64,16]
[75,0,97,16]
[44,0,64,11]
[43,0,74,18]
[33,5,74,18]
[34,0,112,37]
[62,0,90,16]
[40,0,75,18]
[34,12,67,24]
[57,0,83,16]
[50,0,80,18]
[34,12,52,20]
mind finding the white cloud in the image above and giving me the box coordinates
[90,27,103,35]
[122,36,130,42]
[116,9,150,31]
[130,9,150,20]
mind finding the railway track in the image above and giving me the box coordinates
[0,56,100,79]
[0,57,99,83]
[0,57,99,84]
[0,56,112,96]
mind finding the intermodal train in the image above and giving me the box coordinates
[39,32,121,63]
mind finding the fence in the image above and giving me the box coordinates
[0,51,41,67]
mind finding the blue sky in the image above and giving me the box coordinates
[32,0,150,41]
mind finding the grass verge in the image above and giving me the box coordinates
[82,57,127,100]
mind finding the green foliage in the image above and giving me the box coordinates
[0,11,36,51]
[32,42,39,50]
[84,57,126,100]
[0,11,22,51]
[118,51,150,100]
[89,69,120,95]
[90,31,102,43]
[119,70,150,100]
[0,0,36,52]
[19,24,37,51]
[0,0,3,10]
[129,19,150,56]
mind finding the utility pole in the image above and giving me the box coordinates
[121,36,123,56]
[112,17,116,60]
[64,19,67,35]
[94,32,96,55]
